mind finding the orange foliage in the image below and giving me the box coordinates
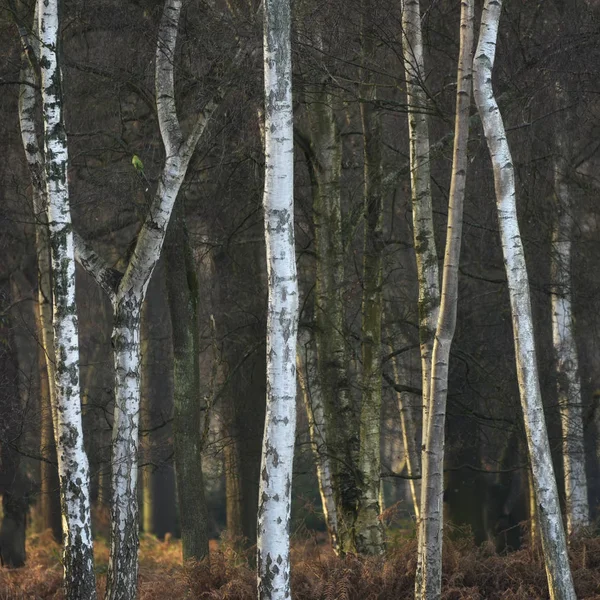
[2,530,600,599]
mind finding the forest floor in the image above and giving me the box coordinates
[2,528,600,599]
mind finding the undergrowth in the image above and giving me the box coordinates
[1,530,600,599]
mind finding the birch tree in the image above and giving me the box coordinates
[70,1,232,596]
[552,80,589,539]
[355,0,385,555]
[401,0,441,588]
[15,5,62,543]
[256,0,298,596]
[296,328,338,550]
[473,1,576,598]
[299,27,356,555]
[35,0,97,596]
[401,0,441,444]
[416,1,474,595]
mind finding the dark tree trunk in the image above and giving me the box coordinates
[165,207,210,561]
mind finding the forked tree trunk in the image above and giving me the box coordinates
[401,0,441,589]
[416,1,474,597]
[256,0,298,597]
[356,1,385,554]
[296,328,339,550]
[552,81,589,539]
[401,0,441,444]
[37,1,97,596]
[69,1,231,595]
[473,2,576,598]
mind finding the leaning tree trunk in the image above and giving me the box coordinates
[38,0,97,596]
[552,80,589,539]
[416,1,474,597]
[355,0,385,555]
[16,9,62,543]
[304,50,356,555]
[296,328,339,550]
[473,2,576,598]
[165,206,210,562]
[256,0,298,597]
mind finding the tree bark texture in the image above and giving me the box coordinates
[552,81,589,539]
[401,0,441,589]
[165,207,210,562]
[296,328,339,551]
[38,1,97,596]
[416,1,474,597]
[387,333,421,518]
[473,2,576,598]
[140,268,178,539]
[305,48,357,556]
[256,0,299,597]
[16,11,62,544]
[356,1,385,555]
[401,0,441,442]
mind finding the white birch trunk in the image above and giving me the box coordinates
[296,329,339,550]
[256,0,298,596]
[416,2,474,596]
[401,0,441,441]
[37,1,97,597]
[66,1,231,596]
[401,0,441,589]
[17,7,59,437]
[552,81,589,539]
[355,0,385,556]
[473,2,576,598]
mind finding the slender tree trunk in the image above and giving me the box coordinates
[401,0,442,586]
[387,334,421,517]
[356,1,385,554]
[416,2,474,596]
[140,270,178,539]
[165,207,210,562]
[473,2,575,598]
[39,344,62,541]
[401,0,441,445]
[256,0,298,596]
[38,0,97,595]
[16,11,62,543]
[552,81,589,539]
[296,328,339,550]
[0,292,28,569]
[304,46,356,555]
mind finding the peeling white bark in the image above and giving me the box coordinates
[257,0,298,597]
[552,81,589,539]
[416,2,474,597]
[36,1,97,597]
[296,329,339,551]
[473,2,576,598]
